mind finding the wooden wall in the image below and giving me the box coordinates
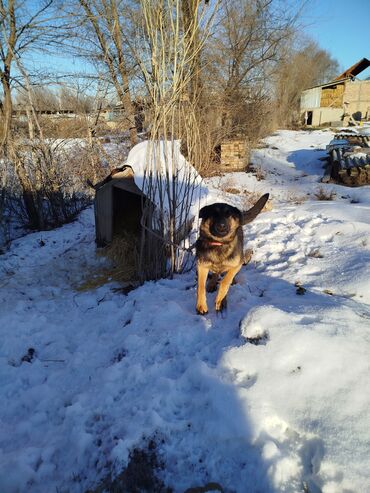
[320,84,344,108]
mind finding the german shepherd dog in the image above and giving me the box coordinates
[196,194,269,314]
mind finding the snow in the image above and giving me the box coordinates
[126,140,209,218]
[1,130,370,492]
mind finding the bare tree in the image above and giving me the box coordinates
[131,0,216,280]
[0,1,90,230]
[181,0,207,105]
[274,40,339,127]
[70,0,138,147]
[200,0,300,143]
[15,85,59,111]
[0,0,18,149]
[0,0,65,149]
[58,85,96,113]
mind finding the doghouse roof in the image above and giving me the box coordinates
[95,165,145,196]
[95,140,210,227]
[124,140,208,216]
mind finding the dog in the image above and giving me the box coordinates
[195,194,269,314]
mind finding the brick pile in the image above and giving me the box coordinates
[220,139,249,171]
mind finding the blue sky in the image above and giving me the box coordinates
[28,0,370,84]
[302,0,370,79]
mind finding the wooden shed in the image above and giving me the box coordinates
[300,58,370,127]
[94,165,151,247]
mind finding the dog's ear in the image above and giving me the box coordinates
[199,205,213,219]
[241,193,269,225]
[229,205,242,222]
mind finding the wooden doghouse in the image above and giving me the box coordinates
[94,165,151,247]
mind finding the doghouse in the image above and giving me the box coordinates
[94,165,152,247]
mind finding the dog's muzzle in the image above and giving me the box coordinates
[212,222,229,237]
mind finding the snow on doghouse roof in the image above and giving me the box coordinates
[125,140,209,216]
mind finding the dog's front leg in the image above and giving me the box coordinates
[196,263,209,315]
[215,264,242,312]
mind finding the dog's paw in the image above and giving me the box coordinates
[243,248,253,265]
[215,296,227,313]
[196,302,209,315]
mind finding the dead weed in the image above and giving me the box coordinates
[314,187,336,201]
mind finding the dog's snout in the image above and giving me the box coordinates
[212,219,229,237]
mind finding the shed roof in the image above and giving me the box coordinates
[334,58,370,81]
[303,78,348,91]
[303,58,370,92]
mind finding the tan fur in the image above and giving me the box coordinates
[199,217,239,244]
[196,263,209,314]
[195,194,269,314]
[215,264,242,311]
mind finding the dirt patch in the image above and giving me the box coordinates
[86,440,172,493]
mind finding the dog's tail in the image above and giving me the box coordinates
[242,193,269,225]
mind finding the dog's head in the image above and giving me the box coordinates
[199,203,242,239]
[199,193,269,239]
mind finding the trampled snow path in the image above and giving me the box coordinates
[1,130,370,493]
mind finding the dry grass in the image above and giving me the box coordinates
[17,116,112,139]
[102,233,140,281]
[223,187,240,194]
[248,164,266,181]
[254,166,266,181]
[76,232,140,292]
[221,177,241,195]
[314,187,336,201]
[286,191,307,204]
[86,440,171,493]
[75,268,119,292]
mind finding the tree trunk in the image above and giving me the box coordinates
[181,0,203,104]
[111,0,138,147]
[79,0,138,148]
[1,76,13,151]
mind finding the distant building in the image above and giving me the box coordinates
[13,108,76,121]
[300,58,370,127]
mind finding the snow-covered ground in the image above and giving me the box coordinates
[1,130,370,493]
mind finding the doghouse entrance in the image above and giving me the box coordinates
[112,186,143,237]
[103,186,144,283]
[94,169,156,282]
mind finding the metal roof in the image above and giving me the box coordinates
[302,78,349,92]
[303,58,370,92]
[334,58,370,81]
